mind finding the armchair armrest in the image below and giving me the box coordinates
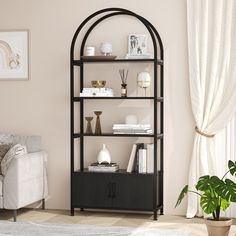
[3,151,48,209]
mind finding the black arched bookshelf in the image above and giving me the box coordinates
[70,8,164,220]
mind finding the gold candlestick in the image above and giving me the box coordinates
[94,111,102,134]
[85,117,93,134]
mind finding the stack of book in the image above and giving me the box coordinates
[125,54,153,59]
[80,88,114,97]
[88,162,119,172]
[126,143,154,174]
[113,124,152,134]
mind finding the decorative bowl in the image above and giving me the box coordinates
[91,80,106,88]
[100,42,112,56]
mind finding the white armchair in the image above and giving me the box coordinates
[0,134,48,221]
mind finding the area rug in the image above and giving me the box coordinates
[0,221,188,236]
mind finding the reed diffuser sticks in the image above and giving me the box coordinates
[119,69,129,97]
[119,69,129,85]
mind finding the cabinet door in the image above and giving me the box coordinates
[72,172,112,208]
[112,174,154,210]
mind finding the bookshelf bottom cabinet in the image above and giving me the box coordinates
[72,171,160,212]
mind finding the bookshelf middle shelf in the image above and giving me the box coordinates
[73,133,163,138]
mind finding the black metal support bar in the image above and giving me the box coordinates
[79,12,158,59]
[42,199,45,210]
[70,47,75,216]
[13,210,17,222]
[70,7,163,60]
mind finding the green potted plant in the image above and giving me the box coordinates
[175,160,236,236]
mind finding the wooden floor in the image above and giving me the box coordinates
[0,209,236,236]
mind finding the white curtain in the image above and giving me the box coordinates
[187,0,236,218]
[215,117,236,218]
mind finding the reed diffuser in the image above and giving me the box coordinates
[119,69,129,97]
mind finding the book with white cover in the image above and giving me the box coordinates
[88,166,118,172]
[138,148,147,173]
[113,130,152,134]
[80,87,114,97]
[88,162,119,172]
[147,144,154,173]
[126,144,137,172]
[113,124,151,129]
[125,54,153,59]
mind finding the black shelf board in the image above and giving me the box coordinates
[74,169,160,175]
[72,59,163,65]
[73,133,163,138]
[73,97,163,102]
[73,134,81,138]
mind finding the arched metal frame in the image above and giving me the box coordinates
[70,7,164,220]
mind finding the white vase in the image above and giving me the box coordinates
[125,115,138,125]
[97,144,111,164]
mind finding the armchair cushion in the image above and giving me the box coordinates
[1,144,27,176]
[13,136,41,153]
[3,150,48,209]
[0,134,13,145]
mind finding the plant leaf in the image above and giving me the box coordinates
[217,179,236,202]
[175,185,188,208]
[196,175,222,193]
[228,160,236,176]
[200,191,219,214]
[220,198,230,211]
[210,176,224,190]
[196,175,211,191]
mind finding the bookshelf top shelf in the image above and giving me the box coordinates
[72,58,163,65]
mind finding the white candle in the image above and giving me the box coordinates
[85,46,95,56]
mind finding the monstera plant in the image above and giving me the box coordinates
[176,160,236,236]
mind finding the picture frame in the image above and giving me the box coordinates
[0,30,29,80]
[128,34,147,56]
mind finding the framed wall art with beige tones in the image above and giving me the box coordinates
[0,30,29,80]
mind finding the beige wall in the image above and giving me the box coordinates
[0,0,194,215]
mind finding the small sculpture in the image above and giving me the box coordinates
[100,42,112,56]
[137,71,151,97]
[97,144,111,164]
[94,111,102,134]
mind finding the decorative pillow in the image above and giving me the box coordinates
[0,144,12,174]
[1,144,27,176]
[13,135,41,153]
[0,134,13,145]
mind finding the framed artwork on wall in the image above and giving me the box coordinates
[0,30,29,80]
[128,34,147,55]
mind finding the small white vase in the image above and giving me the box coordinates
[97,144,111,164]
[125,115,138,125]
